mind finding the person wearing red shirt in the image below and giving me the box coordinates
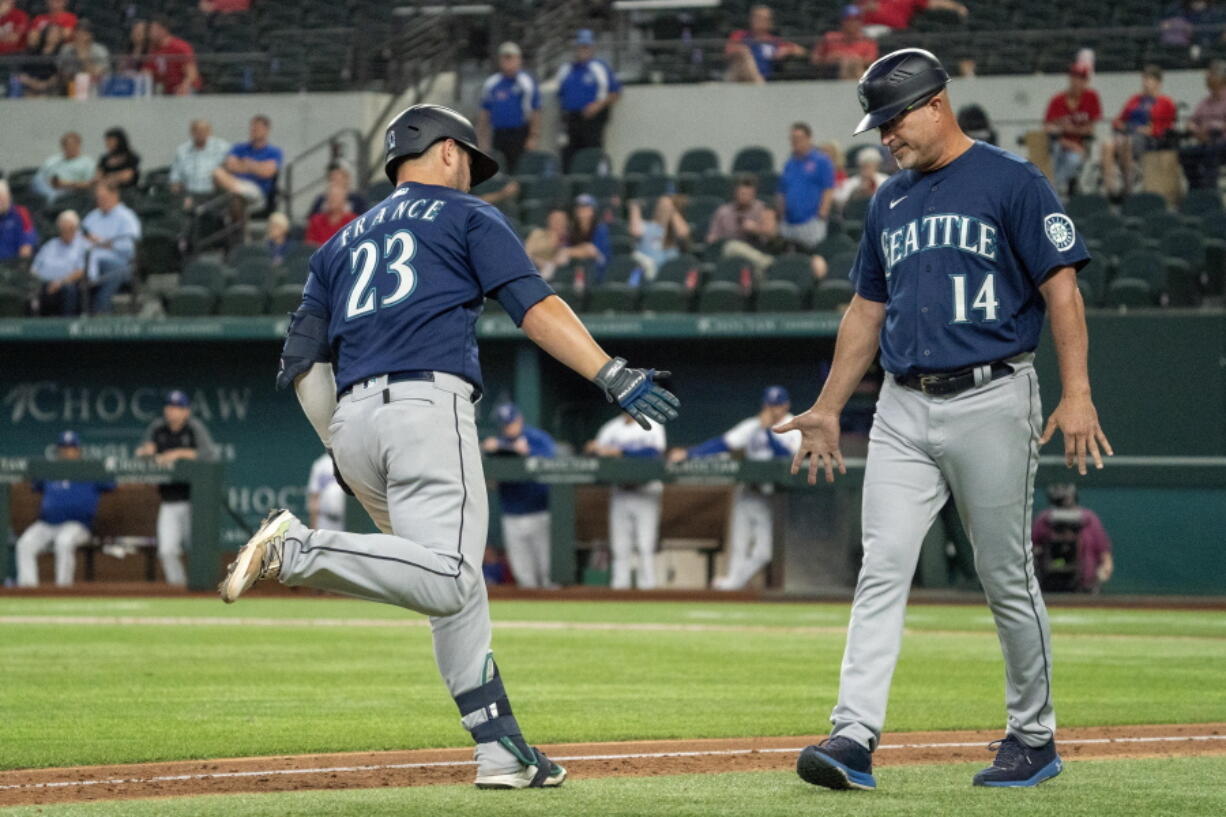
[142,16,201,95]
[305,184,357,246]
[813,6,878,79]
[725,5,804,84]
[0,0,30,56]
[1044,64,1102,196]
[857,0,967,35]
[25,0,75,47]
[1101,65,1178,198]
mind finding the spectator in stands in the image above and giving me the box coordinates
[481,403,558,589]
[564,193,611,279]
[81,181,140,313]
[707,174,778,270]
[585,413,666,590]
[628,195,689,279]
[169,119,231,205]
[817,140,848,187]
[0,0,30,57]
[135,390,218,587]
[813,5,878,80]
[1159,1,1226,51]
[725,5,804,84]
[31,131,95,203]
[265,211,295,264]
[857,0,968,37]
[199,0,251,13]
[834,148,888,211]
[523,207,570,280]
[143,16,200,95]
[478,41,541,176]
[307,159,367,217]
[120,19,147,71]
[19,22,65,96]
[0,179,38,262]
[56,19,108,91]
[26,0,75,46]
[307,451,345,531]
[1179,61,1226,190]
[556,29,621,172]
[777,122,835,251]
[306,183,357,245]
[31,209,87,315]
[15,430,114,588]
[94,127,141,189]
[1044,64,1102,197]
[1032,483,1113,594]
[213,114,282,216]
[1102,65,1177,199]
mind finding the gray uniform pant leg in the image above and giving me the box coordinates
[277,376,492,696]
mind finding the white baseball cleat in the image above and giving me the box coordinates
[474,749,567,790]
[218,508,294,603]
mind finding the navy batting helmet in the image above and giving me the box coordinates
[383,103,499,187]
[853,48,950,135]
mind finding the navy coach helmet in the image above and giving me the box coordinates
[853,48,950,135]
[383,103,500,187]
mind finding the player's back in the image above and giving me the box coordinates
[300,182,535,394]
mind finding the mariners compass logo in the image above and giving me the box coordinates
[1044,213,1075,252]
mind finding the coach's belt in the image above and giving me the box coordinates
[338,370,434,399]
[896,361,1014,397]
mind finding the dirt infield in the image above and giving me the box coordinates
[2,723,1223,807]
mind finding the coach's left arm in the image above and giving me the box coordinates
[1037,267,1113,475]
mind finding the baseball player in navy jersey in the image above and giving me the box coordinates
[217,104,678,790]
[668,386,800,590]
[777,49,1112,791]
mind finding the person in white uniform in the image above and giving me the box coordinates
[669,385,800,590]
[307,452,346,531]
[586,412,666,590]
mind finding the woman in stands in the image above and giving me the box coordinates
[563,193,612,281]
[95,127,141,189]
[628,194,690,279]
[523,208,570,281]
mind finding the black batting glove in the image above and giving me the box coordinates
[593,357,680,430]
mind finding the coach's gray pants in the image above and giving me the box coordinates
[831,357,1056,750]
[277,373,491,697]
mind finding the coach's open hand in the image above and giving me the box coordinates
[1039,392,1113,476]
[774,409,845,485]
[594,357,680,429]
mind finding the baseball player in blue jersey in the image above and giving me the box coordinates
[217,104,677,790]
[777,50,1112,791]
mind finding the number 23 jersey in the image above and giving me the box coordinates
[851,141,1090,377]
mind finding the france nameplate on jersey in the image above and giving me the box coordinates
[850,142,1090,377]
[298,182,540,394]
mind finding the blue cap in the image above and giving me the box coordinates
[165,389,190,407]
[842,4,861,17]
[574,193,597,208]
[57,430,81,448]
[575,29,595,46]
[762,385,790,406]
[495,403,522,426]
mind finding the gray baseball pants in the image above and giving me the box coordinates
[831,356,1056,751]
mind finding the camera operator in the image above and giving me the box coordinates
[1032,483,1113,593]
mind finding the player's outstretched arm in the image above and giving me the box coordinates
[1038,267,1113,475]
[775,295,884,484]
[519,294,679,428]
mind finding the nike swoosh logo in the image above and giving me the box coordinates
[889,196,908,209]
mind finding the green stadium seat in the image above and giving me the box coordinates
[655,254,702,289]
[709,256,756,290]
[1122,192,1167,218]
[815,232,857,259]
[623,149,666,177]
[1141,210,1187,240]
[627,174,676,200]
[180,259,228,293]
[229,244,273,265]
[5,167,38,195]
[1104,277,1153,308]
[697,280,747,312]
[677,147,720,176]
[1102,229,1151,271]
[826,250,858,282]
[813,279,855,311]
[684,196,722,235]
[232,258,277,290]
[164,285,216,316]
[518,176,570,206]
[610,234,636,257]
[585,283,639,313]
[731,146,775,174]
[604,256,645,285]
[1115,249,1168,294]
[755,280,804,311]
[0,284,27,316]
[266,283,304,314]
[568,148,610,176]
[1081,211,1125,239]
[1076,276,1096,306]
[136,229,182,278]
[695,173,733,200]
[765,254,814,290]
[1179,189,1223,217]
[1066,193,1111,221]
[514,150,560,177]
[217,285,266,315]
[640,281,689,313]
[586,175,624,200]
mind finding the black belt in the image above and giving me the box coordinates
[896,361,1014,397]
[338,370,434,400]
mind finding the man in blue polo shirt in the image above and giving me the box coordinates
[213,114,283,215]
[482,403,558,589]
[0,179,38,262]
[478,41,541,175]
[777,121,835,250]
[555,29,621,173]
[16,431,115,588]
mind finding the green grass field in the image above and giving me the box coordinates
[2,597,1224,773]
[4,758,1226,817]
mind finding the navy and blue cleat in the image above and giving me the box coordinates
[796,737,877,791]
[972,734,1063,787]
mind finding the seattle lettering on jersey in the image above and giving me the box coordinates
[880,213,997,275]
[338,194,447,247]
